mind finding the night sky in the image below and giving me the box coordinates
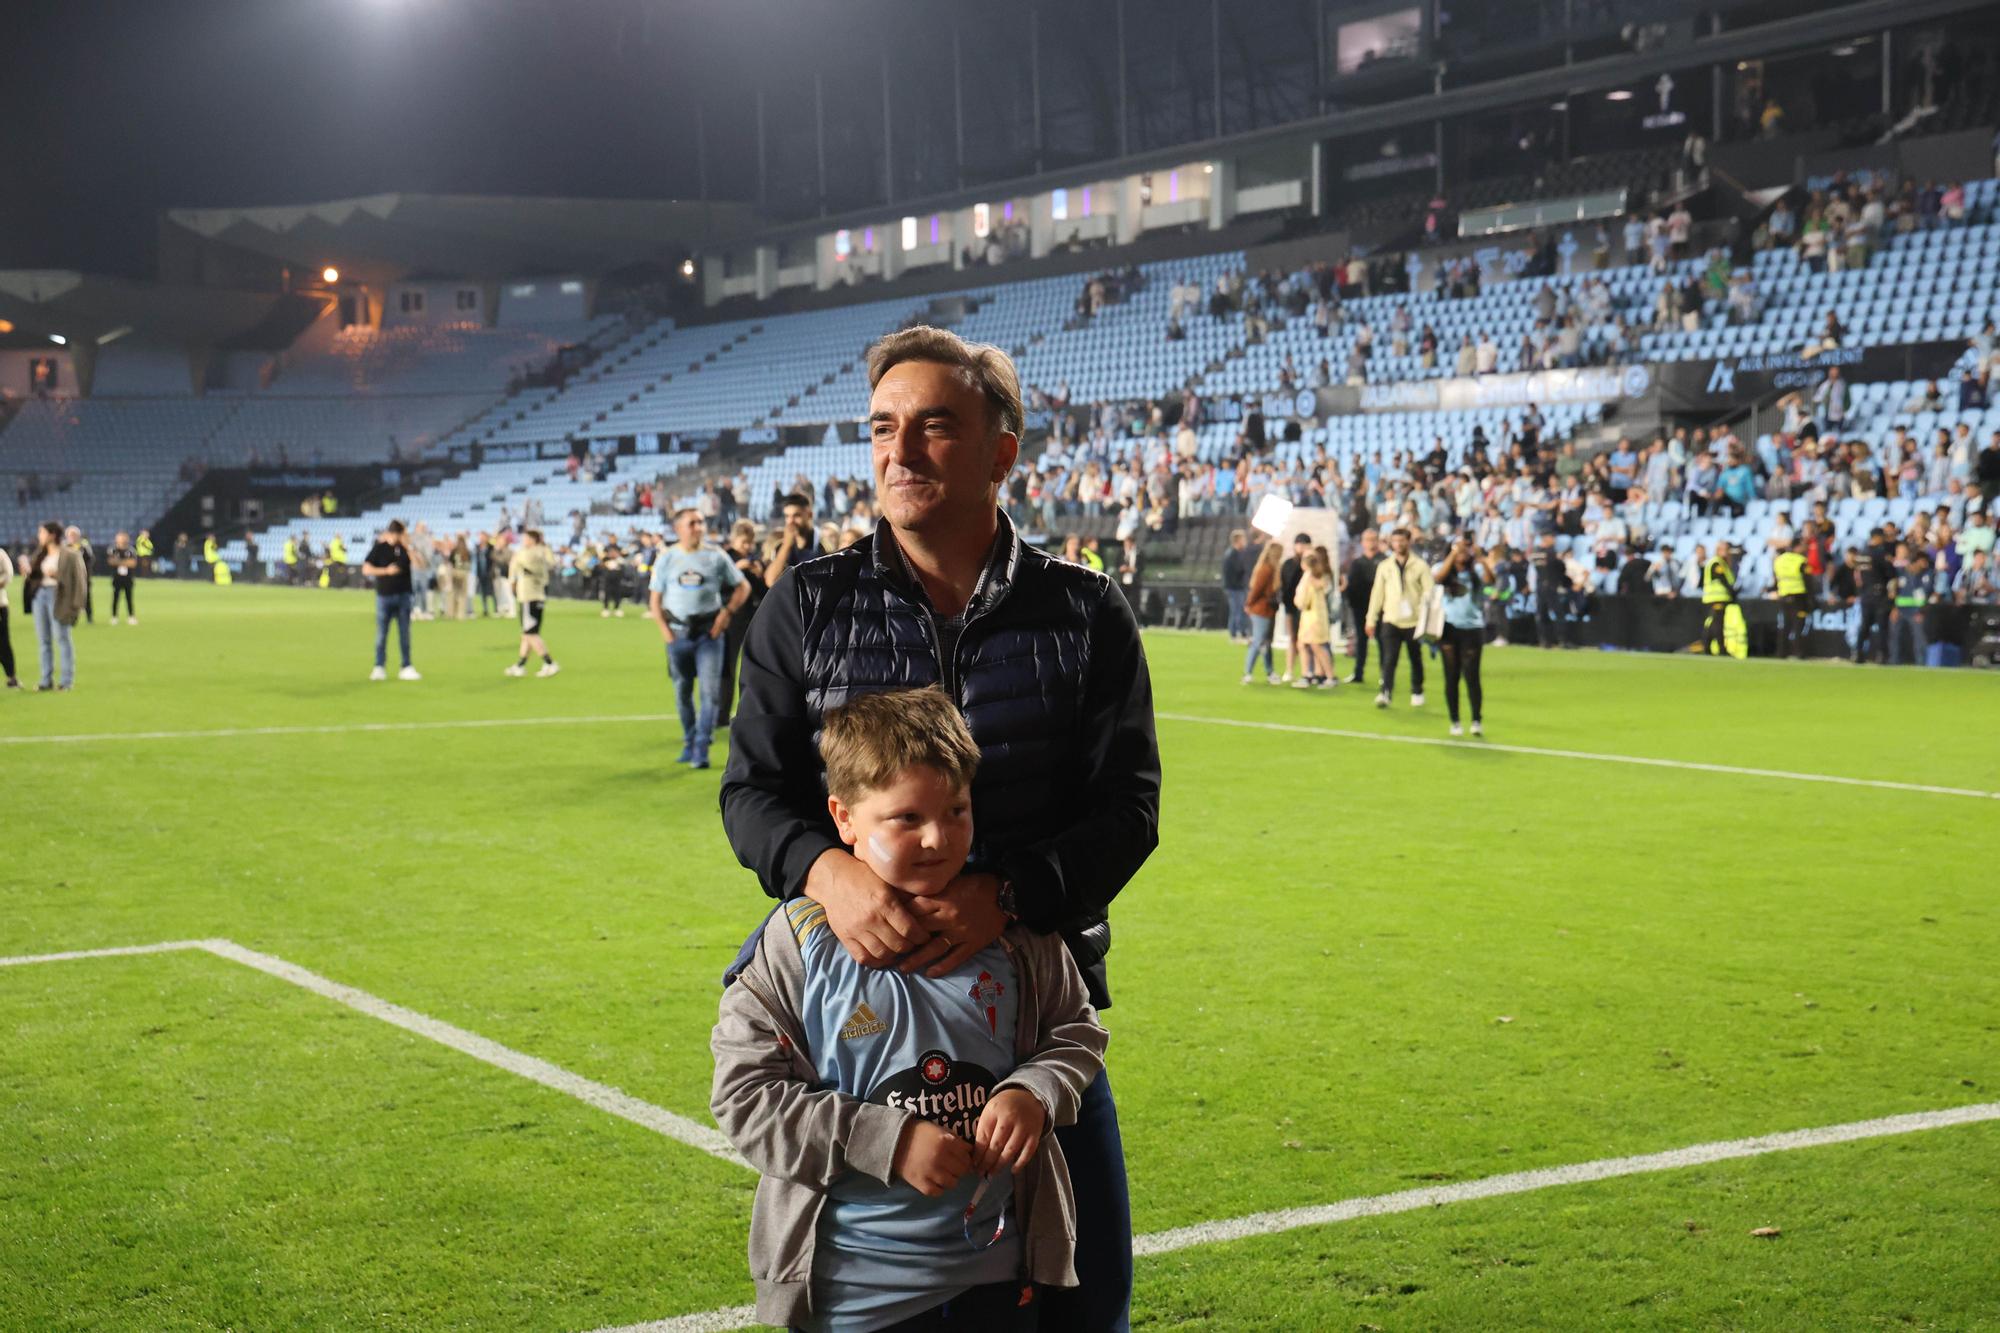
[0,0,792,277]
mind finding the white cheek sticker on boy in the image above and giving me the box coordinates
[866,832,896,869]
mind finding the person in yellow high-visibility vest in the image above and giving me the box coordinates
[282,536,299,584]
[135,530,155,575]
[320,493,338,517]
[1773,535,1810,658]
[321,534,347,589]
[202,534,219,568]
[1701,541,1739,656]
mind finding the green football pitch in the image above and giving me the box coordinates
[5,580,1996,1331]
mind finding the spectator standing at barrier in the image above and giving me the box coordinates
[1774,535,1810,657]
[505,529,560,680]
[1855,531,1893,663]
[1219,529,1252,642]
[721,327,1160,1332]
[1890,547,1933,665]
[1533,533,1568,649]
[26,521,85,691]
[1435,535,1490,735]
[107,531,137,625]
[1366,527,1432,709]
[1341,528,1383,685]
[650,508,746,769]
[0,542,17,689]
[443,536,472,620]
[407,526,435,621]
[362,520,419,683]
[1278,533,1309,683]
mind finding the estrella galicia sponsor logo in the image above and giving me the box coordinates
[869,1049,996,1140]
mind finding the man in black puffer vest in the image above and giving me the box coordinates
[722,325,1160,1331]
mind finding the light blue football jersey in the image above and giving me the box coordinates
[782,897,1023,1332]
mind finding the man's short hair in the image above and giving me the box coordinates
[780,493,813,514]
[1293,532,1311,546]
[1392,527,1411,539]
[866,325,1024,442]
[673,506,702,522]
[386,520,406,534]
[818,687,980,804]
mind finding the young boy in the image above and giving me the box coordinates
[712,687,1106,1332]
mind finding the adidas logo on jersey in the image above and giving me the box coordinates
[839,1003,887,1041]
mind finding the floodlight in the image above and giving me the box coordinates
[321,266,341,283]
[48,334,66,345]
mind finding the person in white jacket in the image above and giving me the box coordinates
[0,544,18,689]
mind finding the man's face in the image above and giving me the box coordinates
[676,512,705,545]
[870,360,1016,535]
[1361,531,1380,556]
[782,503,812,537]
[829,766,973,899]
[1390,532,1410,557]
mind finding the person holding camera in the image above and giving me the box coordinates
[649,507,748,769]
[361,520,419,681]
[1434,535,1493,736]
[761,492,823,588]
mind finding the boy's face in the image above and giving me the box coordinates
[828,766,973,898]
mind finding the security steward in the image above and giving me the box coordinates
[1701,540,1738,656]
[1773,534,1811,658]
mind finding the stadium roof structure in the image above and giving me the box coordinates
[0,270,326,351]
[161,193,760,287]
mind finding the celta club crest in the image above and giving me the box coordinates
[968,970,1006,1036]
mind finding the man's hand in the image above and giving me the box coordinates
[805,849,929,968]
[892,1118,973,1197]
[709,612,729,640]
[899,873,1007,977]
[972,1089,1048,1176]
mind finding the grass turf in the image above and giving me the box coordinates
[3,580,1995,1330]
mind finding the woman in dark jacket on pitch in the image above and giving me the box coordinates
[24,521,87,691]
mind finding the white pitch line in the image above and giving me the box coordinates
[1159,712,2000,800]
[0,937,746,1170]
[0,713,680,747]
[196,940,749,1170]
[591,1099,2000,1333]
[0,939,207,968]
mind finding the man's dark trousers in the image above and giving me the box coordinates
[1855,597,1889,663]
[1344,598,1371,679]
[1378,622,1424,696]
[1535,595,1560,647]
[1043,1070,1133,1331]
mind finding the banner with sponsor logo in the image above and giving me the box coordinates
[1656,340,1963,410]
[1357,364,1654,413]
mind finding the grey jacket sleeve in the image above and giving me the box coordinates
[710,915,915,1188]
[994,928,1108,1131]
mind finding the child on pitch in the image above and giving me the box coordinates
[712,687,1106,1332]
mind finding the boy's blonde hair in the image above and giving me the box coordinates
[819,687,980,802]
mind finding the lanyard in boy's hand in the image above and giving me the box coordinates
[961,1173,1008,1250]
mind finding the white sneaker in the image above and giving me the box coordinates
[369,666,387,682]
[1471,721,1484,736]
[398,666,421,681]
[536,662,561,678]
[1450,723,1463,737]
[127,617,137,626]
[1281,673,1293,684]
[1292,678,1312,690]
[1374,691,1390,709]
[1317,677,1338,689]
[504,664,526,677]
[1410,692,1426,707]
[1266,674,1280,685]
[614,609,625,617]
[600,609,611,618]
[1241,673,1254,685]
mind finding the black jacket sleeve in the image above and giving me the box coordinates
[718,570,843,901]
[996,582,1161,931]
